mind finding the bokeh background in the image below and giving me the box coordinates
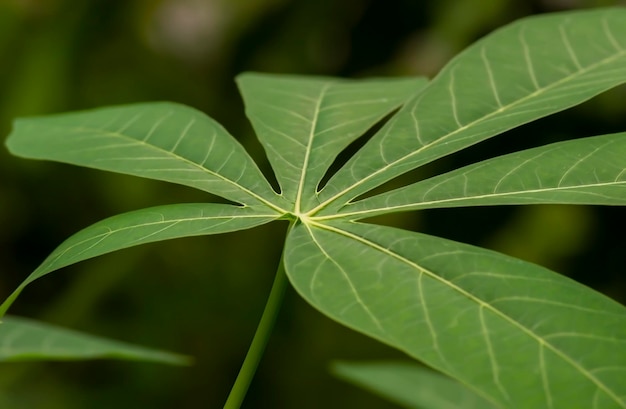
[0,0,625,408]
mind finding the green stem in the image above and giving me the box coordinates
[223,251,289,409]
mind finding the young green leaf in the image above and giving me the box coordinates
[316,8,626,214]
[0,316,190,365]
[6,102,286,210]
[237,73,428,212]
[285,221,626,408]
[332,361,498,409]
[0,203,278,316]
[329,132,626,219]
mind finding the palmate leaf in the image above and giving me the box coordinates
[0,316,189,365]
[0,203,278,315]
[237,73,428,212]
[285,221,626,408]
[1,6,625,407]
[313,8,626,215]
[332,361,498,409]
[329,132,626,219]
[6,102,286,210]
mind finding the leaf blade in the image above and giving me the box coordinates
[0,203,278,315]
[334,132,626,219]
[0,316,190,365]
[332,361,499,409]
[317,8,626,214]
[285,221,626,408]
[237,73,428,211]
[6,102,285,210]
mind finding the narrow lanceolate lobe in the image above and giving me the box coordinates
[335,132,626,219]
[237,73,428,212]
[22,203,279,287]
[0,203,279,315]
[316,9,626,215]
[285,221,626,408]
[6,102,285,210]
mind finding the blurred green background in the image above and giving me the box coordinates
[0,0,624,408]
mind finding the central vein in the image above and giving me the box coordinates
[294,83,331,215]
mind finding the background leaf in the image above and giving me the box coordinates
[316,8,626,214]
[237,73,428,211]
[6,102,285,209]
[333,132,626,219]
[285,221,626,408]
[0,316,189,365]
[0,203,278,315]
[332,361,499,409]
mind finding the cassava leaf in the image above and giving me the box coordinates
[332,361,498,409]
[330,132,626,219]
[285,221,626,408]
[315,8,626,215]
[2,7,625,407]
[0,203,278,316]
[237,73,428,212]
[0,315,189,365]
[6,102,286,210]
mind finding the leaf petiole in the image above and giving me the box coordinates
[223,233,291,409]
